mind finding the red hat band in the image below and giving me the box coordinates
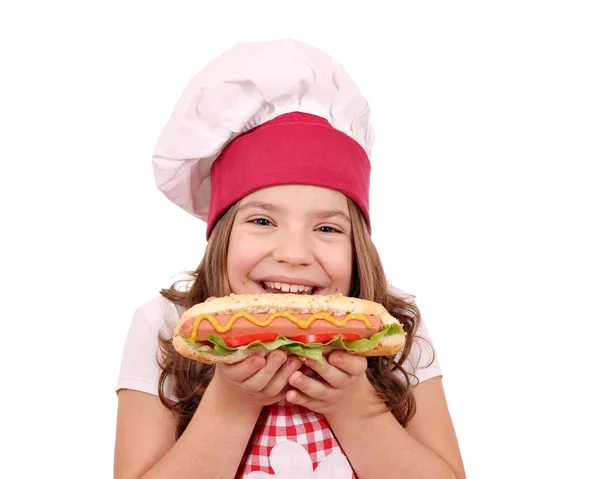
[207,112,371,237]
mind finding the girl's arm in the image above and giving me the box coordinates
[326,376,465,479]
[114,351,302,478]
[114,390,178,478]
[286,354,465,479]
[114,385,262,479]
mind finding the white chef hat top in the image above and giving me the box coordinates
[152,39,375,234]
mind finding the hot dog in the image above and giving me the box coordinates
[173,294,406,364]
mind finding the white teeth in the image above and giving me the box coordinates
[264,281,314,294]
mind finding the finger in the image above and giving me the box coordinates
[222,354,266,382]
[242,350,289,392]
[205,296,217,301]
[300,363,317,379]
[288,369,331,401]
[325,352,367,377]
[304,358,351,389]
[285,389,320,410]
[262,356,303,396]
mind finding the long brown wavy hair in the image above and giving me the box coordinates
[157,199,432,438]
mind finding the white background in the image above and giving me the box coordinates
[1,1,598,477]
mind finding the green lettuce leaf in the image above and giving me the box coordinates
[186,323,404,363]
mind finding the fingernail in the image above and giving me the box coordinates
[252,357,263,367]
[330,355,341,366]
[291,372,302,385]
[273,355,285,365]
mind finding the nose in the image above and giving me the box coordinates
[271,230,314,266]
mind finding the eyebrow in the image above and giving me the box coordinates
[237,201,281,213]
[237,202,351,223]
[312,209,351,224]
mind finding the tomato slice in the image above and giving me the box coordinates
[288,332,361,343]
[223,333,279,348]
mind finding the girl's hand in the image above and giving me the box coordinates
[285,352,381,418]
[211,350,303,409]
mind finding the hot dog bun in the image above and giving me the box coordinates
[173,294,406,364]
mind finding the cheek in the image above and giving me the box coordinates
[324,243,354,283]
[226,233,263,285]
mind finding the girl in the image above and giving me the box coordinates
[115,39,465,479]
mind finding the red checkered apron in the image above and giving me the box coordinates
[236,399,358,478]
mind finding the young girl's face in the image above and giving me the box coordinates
[227,185,353,296]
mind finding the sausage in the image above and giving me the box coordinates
[181,313,382,342]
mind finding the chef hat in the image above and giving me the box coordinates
[152,39,375,238]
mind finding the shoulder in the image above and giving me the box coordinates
[132,295,184,335]
[116,296,184,397]
[387,284,443,384]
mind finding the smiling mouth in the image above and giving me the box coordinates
[260,281,316,295]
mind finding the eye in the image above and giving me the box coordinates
[250,217,273,227]
[317,225,342,233]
